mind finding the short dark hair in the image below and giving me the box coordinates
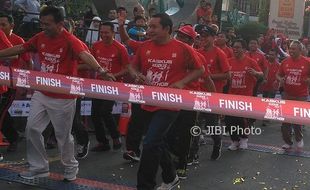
[248,38,258,44]
[152,13,173,34]
[117,7,127,13]
[40,6,64,23]
[101,21,114,31]
[233,39,247,49]
[0,12,14,24]
[134,15,146,23]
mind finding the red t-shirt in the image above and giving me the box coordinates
[246,51,268,72]
[8,33,31,68]
[134,39,203,112]
[196,51,211,91]
[77,42,92,79]
[228,55,262,96]
[197,47,230,92]
[23,29,88,99]
[0,29,12,94]
[260,60,280,91]
[278,56,310,97]
[92,40,129,82]
[221,46,233,59]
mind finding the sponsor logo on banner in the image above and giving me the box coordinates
[262,98,285,121]
[125,83,145,103]
[190,91,212,112]
[15,69,30,88]
[67,76,85,96]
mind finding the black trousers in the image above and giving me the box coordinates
[125,103,149,156]
[166,110,197,170]
[91,99,120,144]
[189,112,221,159]
[0,89,19,144]
[225,116,248,141]
[72,98,89,145]
[137,110,179,190]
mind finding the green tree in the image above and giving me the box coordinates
[236,21,268,42]
[258,0,270,25]
[65,0,92,17]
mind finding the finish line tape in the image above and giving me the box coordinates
[0,66,309,125]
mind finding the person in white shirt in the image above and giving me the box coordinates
[85,16,101,46]
[111,7,129,42]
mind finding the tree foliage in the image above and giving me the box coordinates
[236,21,268,42]
[65,0,92,17]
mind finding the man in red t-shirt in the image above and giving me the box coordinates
[0,6,114,181]
[260,49,280,98]
[165,25,215,179]
[215,32,233,59]
[0,28,12,94]
[0,13,32,153]
[195,24,230,161]
[90,22,129,152]
[246,39,269,93]
[0,13,31,69]
[0,25,13,162]
[129,13,204,190]
[260,49,280,126]
[277,40,310,151]
[226,39,263,151]
[215,31,233,94]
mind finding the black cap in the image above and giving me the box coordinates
[195,24,217,36]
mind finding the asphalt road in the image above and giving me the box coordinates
[0,120,310,190]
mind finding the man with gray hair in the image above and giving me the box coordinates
[277,40,310,152]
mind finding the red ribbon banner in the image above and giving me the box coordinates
[1,66,309,125]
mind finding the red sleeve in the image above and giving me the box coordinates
[0,30,12,49]
[81,40,90,53]
[119,45,129,67]
[128,39,142,54]
[132,45,142,70]
[23,33,39,52]
[185,44,203,70]
[218,49,230,73]
[197,52,210,77]
[69,35,88,56]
